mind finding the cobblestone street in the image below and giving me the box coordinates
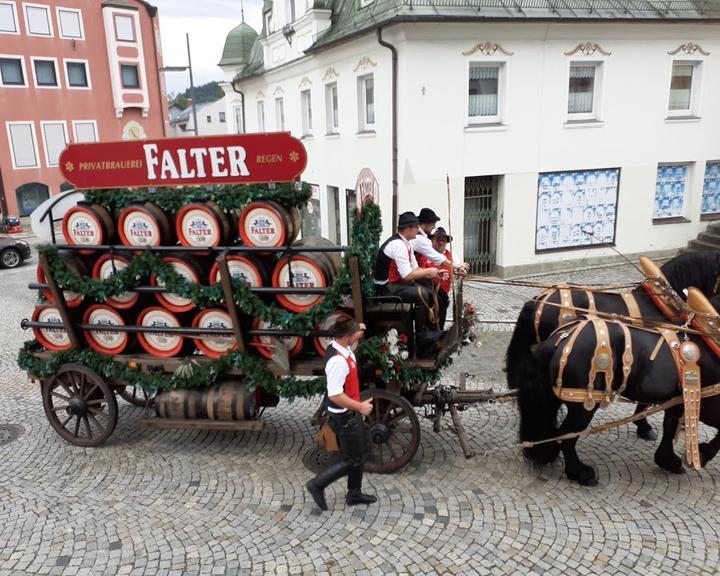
[1,256,719,575]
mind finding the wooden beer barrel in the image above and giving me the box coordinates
[208,255,271,287]
[313,310,354,356]
[136,307,184,357]
[83,304,129,355]
[91,254,139,309]
[150,256,200,313]
[192,308,237,359]
[251,318,303,360]
[62,202,114,249]
[272,237,341,312]
[32,304,72,351]
[155,381,256,421]
[238,200,301,248]
[37,254,86,308]
[118,202,173,247]
[176,201,233,248]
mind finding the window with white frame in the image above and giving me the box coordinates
[25,4,52,36]
[120,64,139,88]
[325,82,339,133]
[0,2,19,34]
[219,111,226,123]
[65,60,89,88]
[32,58,58,87]
[41,122,67,166]
[301,89,312,135]
[206,115,212,123]
[468,63,505,124]
[73,121,97,143]
[357,74,374,131]
[668,61,702,117]
[702,161,720,215]
[7,122,39,168]
[654,163,689,219]
[275,97,285,131]
[257,101,265,132]
[0,56,25,86]
[232,105,243,133]
[567,62,603,121]
[57,8,83,39]
[114,14,135,42]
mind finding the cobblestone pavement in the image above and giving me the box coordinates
[2,257,720,576]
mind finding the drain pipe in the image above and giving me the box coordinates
[377,26,398,226]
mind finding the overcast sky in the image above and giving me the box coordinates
[152,0,263,95]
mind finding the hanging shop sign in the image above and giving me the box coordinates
[59,133,308,190]
[355,167,379,210]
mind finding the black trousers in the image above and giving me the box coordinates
[314,411,367,494]
[377,281,449,331]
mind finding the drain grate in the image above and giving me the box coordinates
[0,424,25,446]
[303,445,341,473]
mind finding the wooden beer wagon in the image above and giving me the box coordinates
[19,134,504,474]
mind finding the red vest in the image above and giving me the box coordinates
[325,346,360,410]
[417,249,453,292]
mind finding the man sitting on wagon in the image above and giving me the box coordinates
[411,208,468,282]
[374,211,446,355]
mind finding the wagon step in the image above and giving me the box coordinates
[141,418,264,432]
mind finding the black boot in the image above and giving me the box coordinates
[346,491,377,506]
[306,480,328,511]
[307,461,350,511]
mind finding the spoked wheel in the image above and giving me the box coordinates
[117,385,155,407]
[361,388,421,474]
[41,364,118,447]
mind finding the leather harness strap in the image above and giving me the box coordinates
[586,318,614,410]
[558,288,577,326]
[534,289,556,342]
[622,292,642,322]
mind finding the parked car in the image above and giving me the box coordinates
[0,238,31,269]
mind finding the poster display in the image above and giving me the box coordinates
[535,168,620,252]
[701,161,720,215]
[654,164,688,219]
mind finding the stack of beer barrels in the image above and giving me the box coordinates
[33,196,354,361]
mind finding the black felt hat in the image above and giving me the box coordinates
[418,208,441,224]
[397,211,420,228]
[429,227,453,242]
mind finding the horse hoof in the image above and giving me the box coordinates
[655,452,684,474]
[567,465,598,486]
[698,443,714,468]
[636,426,657,442]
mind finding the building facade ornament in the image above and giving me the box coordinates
[353,56,377,73]
[564,43,612,57]
[299,76,312,88]
[256,90,265,100]
[273,86,285,96]
[667,43,711,56]
[322,67,339,81]
[462,42,514,57]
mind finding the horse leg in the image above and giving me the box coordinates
[699,430,720,467]
[634,404,657,441]
[654,405,684,474]
[558,403,599,486]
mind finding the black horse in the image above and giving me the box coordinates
[507,251,720,439]
[517,300,720,486]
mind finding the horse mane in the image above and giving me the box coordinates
[660,251,720,298]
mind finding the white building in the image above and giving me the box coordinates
[219,1,720,277]
[169,97,232,136]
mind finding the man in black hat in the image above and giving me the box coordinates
[374,211,445,352]
[306,316,376,512]
[412,208,468,277]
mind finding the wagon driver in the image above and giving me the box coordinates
[306,316,377,512]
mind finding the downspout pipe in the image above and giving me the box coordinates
[377,26,398,226]
[232,77,247,134]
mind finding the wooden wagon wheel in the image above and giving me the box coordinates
[41,364,118,447]
[361,388,421,474]
[117,385,155,407]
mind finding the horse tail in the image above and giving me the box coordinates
[506,300,539,390]
[517,337,562,465]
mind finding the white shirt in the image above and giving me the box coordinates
[411,229,447,266]
[326,341,357,413]
[380,234,418,281]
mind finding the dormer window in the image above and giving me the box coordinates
[264,12,272,33]
[286,0,295,23]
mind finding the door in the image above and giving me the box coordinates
[16,182,49,216]
[463,175,497,275]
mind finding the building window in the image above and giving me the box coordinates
[567,62,603,121]
[219,111,226,123]
[57,8,83,39]
[257,101,265,132]
[41,121,67,166]
[0,57,25,86]
[120,64,139,88]
[668,61,701,117]
[468,63,505,124]
[264,12,272,34]
[25,4,52,36]
[327,185,340,244]
[701,161,720,216]
[73,121,97,142]
[345,188,357,239]
[654,163,689,219]
[233,105,243,133]
[206,115,212,123]
[275,97,285,131]
[301,89,312,136]
[32,58,58,87]
[6,122,39,168]
[0,2,19,34]
[114,14,135,42]
[65,60,89,88]
[301,184,321,238]
[285,0,295,23]
[357,74,374,131]
[325,82,339,133]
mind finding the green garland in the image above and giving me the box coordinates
[84,183,312,213]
